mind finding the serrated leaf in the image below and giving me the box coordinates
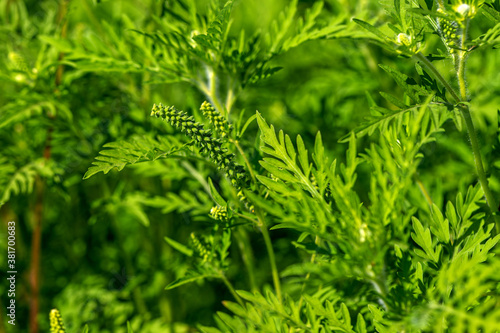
[379,64,429,103]
[259,160,298,183]
[411,217,440,263]
[380,91,408,109]
[256,112,320,198]
[257,174,294,194]
[84,135,185,179]
[430,203,450,244]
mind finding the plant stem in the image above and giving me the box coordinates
[256,210,282,302]
[455,22,500,230]
[414,52,499,230]
[416,178,433,207]
[234,212,259,225]
[459,105,499,227]
[231,139,256,182]
[205,65,226,116]
[29,178,43,333]
[29,3,69,331]
[219,272,244,307]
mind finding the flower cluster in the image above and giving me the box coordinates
[200,101,232,138]
[50,309,66,333]
[396,33,412,47]
[190,233,211,262]
[210,206,228,222]
[437,8,461,54]
[151,103,250,208]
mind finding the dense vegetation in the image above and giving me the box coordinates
[1,0,500,332]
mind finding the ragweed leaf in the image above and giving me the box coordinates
[411,217,441,263]
[256,112,320,199]
[83,135,187,179]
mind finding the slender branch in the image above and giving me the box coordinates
[234,212,259,225]
[454,20,500,230]
[456,19,469,102]
[219,271,245,307]
[459,105,499,227]
[255,209,282,302]
[30,3,69,332]
[231,139,256,183]
[29,179,43,333]
[414,52,499,230]
[416,178,433,207]
[204,65,226,117]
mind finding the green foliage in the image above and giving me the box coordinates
[2,0,500,332]
[83,135,188,179]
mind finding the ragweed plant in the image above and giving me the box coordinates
[81,0,500,332]
[3,0,500,332]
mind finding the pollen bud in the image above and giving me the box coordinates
[50,309,66,333]
[210,206,228,221]
[455,3,471,17]
[396,33,411,46]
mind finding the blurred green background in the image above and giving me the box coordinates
[0,0,499,332]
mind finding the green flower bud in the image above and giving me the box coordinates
[396,33,411,46]
[200,101,232,138]
[151,103,251,209]
[210,206,228,222]
[437,8,462,54]
[50,309,66,333]
[191,233,211,262]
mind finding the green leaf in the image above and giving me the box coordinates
[296,135,310,177]
[166,273,217,290]
[222,301,247,319]
[244,190,284,216]
[411,217,441,263]
[84,135,186,179]
[353,19,394,45]
[0,159,49,205]
[356,313,367,333]
[165,236,194,257]
[259,160,298,183]
[208,177,227,207]
[429,203,450,244]
[237,114,257,138]
[380,91,408,109]
[256,175,294,194]
[256,112,320,198]
[379,64,429,103]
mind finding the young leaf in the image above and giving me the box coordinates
[411,217,441,263]
[208,177,227,207]
[165,236,194,257]
[166,272,217,290]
